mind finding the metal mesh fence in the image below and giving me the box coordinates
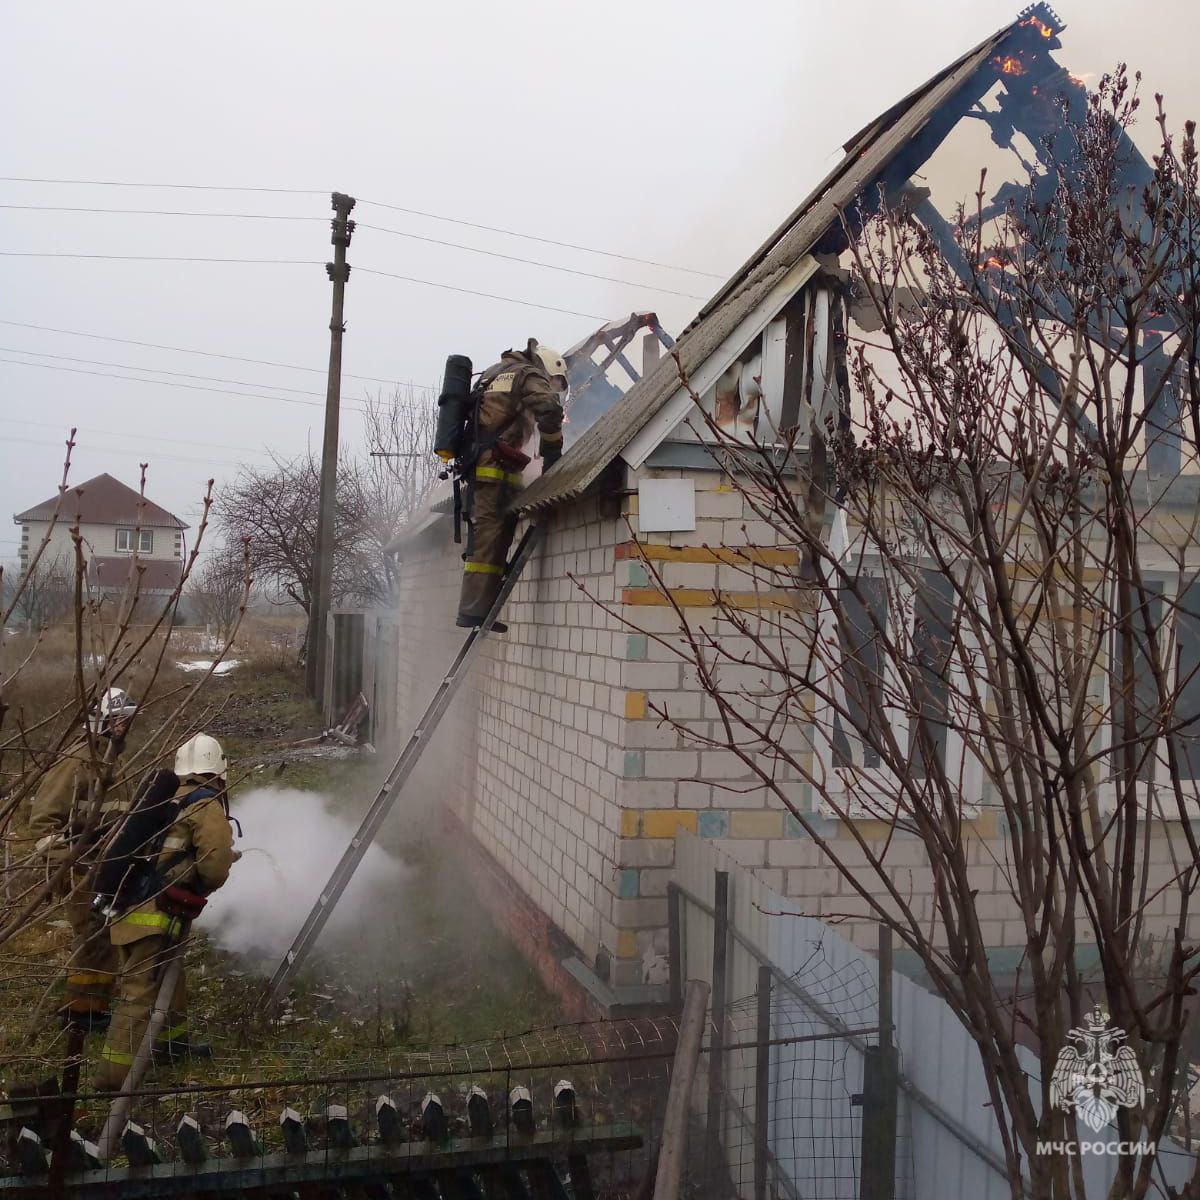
[0,975,889,1198]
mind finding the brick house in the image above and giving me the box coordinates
[387,12,1197,1011]
[13,472,187,606]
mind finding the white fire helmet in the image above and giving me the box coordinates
[532,343,569,391]
[175,732,228,781]
[92,687,138,732]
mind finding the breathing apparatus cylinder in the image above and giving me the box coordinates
[434,354,475,462]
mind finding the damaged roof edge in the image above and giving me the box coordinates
[383,482,455,554]
[513,16,1018,521]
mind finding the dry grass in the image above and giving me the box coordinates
[0,646,562,1104]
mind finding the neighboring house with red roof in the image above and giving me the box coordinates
[13,472,188,602]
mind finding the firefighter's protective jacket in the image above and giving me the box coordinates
[27,736,127,862]
[475,341,564,477]
[110,781,235,946]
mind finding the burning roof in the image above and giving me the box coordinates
[515,12,1041,516]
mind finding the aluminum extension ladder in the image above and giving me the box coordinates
[264,524,544,1005]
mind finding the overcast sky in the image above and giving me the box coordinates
[2,0,1196,563]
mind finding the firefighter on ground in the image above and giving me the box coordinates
[95,733,237,1089]
[27,687,137,1032]
[456,339,566,632]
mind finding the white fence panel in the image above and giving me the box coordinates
[671,831,1195,1199]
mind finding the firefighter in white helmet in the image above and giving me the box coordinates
[96,732,237,1088]
[456,338,566,632]
[27,687,136,1032]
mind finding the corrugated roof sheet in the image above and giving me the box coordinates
[513,20,1016,518]
[14,473,188,529]
[89,555,183,593]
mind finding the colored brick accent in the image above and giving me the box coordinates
[627,561,649,587]
[730,810,785,839]
[623,750,644,778]
[697,810,730,838]
[620,809,641,837]
[841,819,894,840]
[617,869,640,899]
[617,930,638,958]
[625,634,648,660]
[785,813,839,839]
[642,809,699,838]
[615,542,798,567]
[622,587,798,609]
[625,691,648,720]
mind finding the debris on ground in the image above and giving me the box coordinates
[286,691,371,751]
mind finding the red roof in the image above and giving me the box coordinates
[89,556,184,595]
[13,473,188,530]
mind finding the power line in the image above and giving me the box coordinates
[4,251,626,320]
[357,197,725,279]
[357,222,707,299]
[0,252,320,265]
[0,345,329,398]
[0,177,325,196]
[355,267,610,320]
[0,319,425,388]
[0,175,724,278]
[0,416,279,457]
[0,355,378,415]
[0,206,710,299]
[0,204,323,221]
[1,432,245,469]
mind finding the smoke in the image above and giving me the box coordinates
[203,787,409,969]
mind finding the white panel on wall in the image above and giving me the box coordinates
[638,478,696,533]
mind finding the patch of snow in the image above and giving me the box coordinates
[176,658,241,676]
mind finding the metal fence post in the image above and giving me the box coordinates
[860,924,898,1200]
[667,882,683,1011]
[704,871,730,1175]
[754,964,772,1200]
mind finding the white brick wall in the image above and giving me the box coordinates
[390,495,629,963]
[392,462,1200,991]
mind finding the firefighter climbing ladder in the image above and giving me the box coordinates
[264,524,544,1006]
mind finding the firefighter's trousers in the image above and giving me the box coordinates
[457,471,522,623]
[62,884,119,1023]
[95,929,188,1091]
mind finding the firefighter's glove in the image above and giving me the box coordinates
[542,442,562,471]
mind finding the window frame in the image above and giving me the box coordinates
[115,527,153,553]
[1100,570,1200,820]
[812,511,982,818]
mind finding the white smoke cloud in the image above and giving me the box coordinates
[202,787,408,969]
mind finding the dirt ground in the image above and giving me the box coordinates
[0,635,562,1103]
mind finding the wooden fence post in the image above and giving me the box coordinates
[860,924,898,1200]
[653,980,710,1200]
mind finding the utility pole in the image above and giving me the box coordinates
[305,191,355,700]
